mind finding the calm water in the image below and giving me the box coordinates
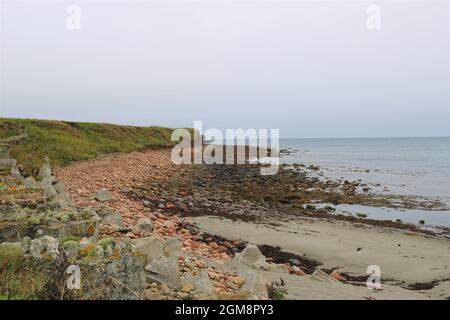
[280,137,450,227]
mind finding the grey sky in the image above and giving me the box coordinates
[1,0,449,138]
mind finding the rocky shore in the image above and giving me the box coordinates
[1,134,449,300]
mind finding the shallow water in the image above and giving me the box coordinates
[315,203,450,228]
[281,137,450,227]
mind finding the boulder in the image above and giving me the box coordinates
[181,269,214,295]
[38,156,52,179]
[134,217,153,233]
[41,178,57,200]
[131,236,164,261]
[95,189,113,202]
[101,212,123,227]
[40,235,60,258]
[79,245,147,299]
[145,255,181,287]
[164,237,182,255]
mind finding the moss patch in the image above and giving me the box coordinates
[61,236,81,244]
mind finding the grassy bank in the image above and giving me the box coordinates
[0,118,176,176]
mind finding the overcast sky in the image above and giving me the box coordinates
[1,0,449,138]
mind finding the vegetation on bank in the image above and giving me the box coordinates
[0,118,176,176]
[0,246,49,300]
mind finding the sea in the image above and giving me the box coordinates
[279,137,450,228]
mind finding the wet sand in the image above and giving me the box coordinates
[195,216,450,299]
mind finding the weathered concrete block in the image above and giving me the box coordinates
[234,244,266,268]
[240,271,269,300]
[131,236,164,261]
[164,237,182,255]
[134,217,153,233]
[38,220,98,239]
[0,221,33,242]
[181,269,214,295]
[145,255,181,288]
[101,212,123,227]
[38,157,51,180]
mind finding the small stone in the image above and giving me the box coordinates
[163,220,175,229]
[144,289,164,300]
[291,265,301,273]
[330,270,346,281]
[181,283,194,293]
[231,276,245,286]
[160,283,172,294]
[178,292,190,299]
[289,258,301,266]
[142,200,151,207]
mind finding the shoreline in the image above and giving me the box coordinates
[56,148,450,299]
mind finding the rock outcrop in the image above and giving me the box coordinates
[0,150,270,300]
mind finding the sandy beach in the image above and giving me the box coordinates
[194,216,450,298]
[54,148,450,300]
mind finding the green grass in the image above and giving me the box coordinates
[0,246,49,300]
[0,118,177,176]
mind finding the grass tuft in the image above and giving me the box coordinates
[0,246,49,299]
